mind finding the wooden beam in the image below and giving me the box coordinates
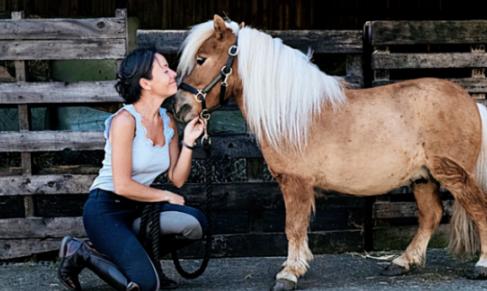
[0,217,85,239]
[368,20,487,46]
[0,39,126,60]
[0,17,127,40]
[372,52,487,69]
[0,131,105,152]
[0,81,123,104]
[0,131,262,157]
[0,174,96,196]
[372,77,487,94]
[0,229,363,260]
[12,11,34,217]
[0,238,61,260]
[373,200,454,219]
[137,29,363,54]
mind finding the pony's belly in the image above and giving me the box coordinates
[312,154,427,196]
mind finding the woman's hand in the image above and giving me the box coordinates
[162,190,185,205]
[183,117,205,145]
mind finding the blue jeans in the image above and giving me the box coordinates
[83,188,208,291]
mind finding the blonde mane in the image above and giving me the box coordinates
[178,21,347,153]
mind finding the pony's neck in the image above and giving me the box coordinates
[232,78,246,117]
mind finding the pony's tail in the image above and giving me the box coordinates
[448,103,487,257]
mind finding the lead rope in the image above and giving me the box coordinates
[141,116,212,280]
[172,114,212,279]
[140,202,163,277]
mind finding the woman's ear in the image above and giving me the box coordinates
[139,78,151,91]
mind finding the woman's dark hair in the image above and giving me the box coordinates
[115,48,157,104]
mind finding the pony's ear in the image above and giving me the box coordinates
[240,21,245,28]
[213,14,226,40]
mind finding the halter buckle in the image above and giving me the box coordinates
[194,91,206,103]
[221,66,232,87]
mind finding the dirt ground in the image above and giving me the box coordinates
[1,249,487,290]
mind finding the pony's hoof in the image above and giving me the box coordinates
[466,266,487,279]
[270,279,297,291]
[380,263,409,276]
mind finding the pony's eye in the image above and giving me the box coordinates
[196,56,206,65]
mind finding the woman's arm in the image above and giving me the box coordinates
[167,116,203,188]
[110,110,184,204]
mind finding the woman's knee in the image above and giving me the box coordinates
[187,207,208,235]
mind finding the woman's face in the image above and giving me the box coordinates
[150,53,178,98]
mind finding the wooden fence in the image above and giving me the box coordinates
[0,9,127,259]
[366,20,487,249]
[3,14,487,260]
[0,11,366,259]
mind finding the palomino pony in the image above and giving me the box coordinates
[174,15,487,290]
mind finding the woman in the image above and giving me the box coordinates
[58,48,207,291]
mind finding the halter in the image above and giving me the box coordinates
[178,38,239,122]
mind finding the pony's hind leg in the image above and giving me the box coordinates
[382,181,443,276]
[430,156,487,278]
[272,175,315,291]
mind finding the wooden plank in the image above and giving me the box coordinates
[368,20,487,46]
[0,131,105,152]
[208,110,246,134]
[0,81,123,104]
[0,178,278,197]
[0,131,262,157]
[0,17,126,40]
[371,52,487,69]
[0,229,364,259]
[11,12,34,218]
[191,134,261,159]
[0,39,126,60]
[270,30,363,54]
[136,30,197,54]
[137,29,363,54]
[0,217,85,239]
[373,200,454,219]
[115,9,129,55]
[373,224,449,251]
[0,174,95,196]
[452,78,487,93]
[0,238,61,260]
[372,78,487,94]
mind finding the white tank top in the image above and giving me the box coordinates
[89,104,174,192]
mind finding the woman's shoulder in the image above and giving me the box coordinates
[112,108,136,127]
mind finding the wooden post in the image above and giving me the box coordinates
[115,9,127,82]
[372,46,390,86]
[115,9,128,54]
[346,55,363,87]
[12,11,34,217]
[471,44,486,100]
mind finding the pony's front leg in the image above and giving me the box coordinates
[272,175,315,291]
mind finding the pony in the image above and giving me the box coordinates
[174,15,487,290]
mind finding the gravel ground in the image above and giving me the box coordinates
[1,249,487,290]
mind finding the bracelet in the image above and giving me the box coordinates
[182,141,195,150]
